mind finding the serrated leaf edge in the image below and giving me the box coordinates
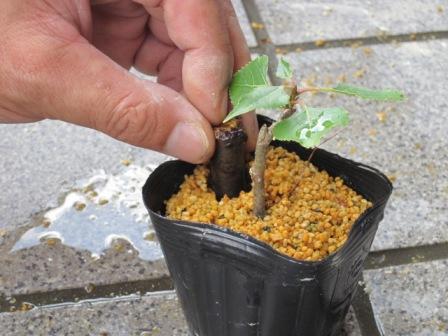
[229,55,270,106]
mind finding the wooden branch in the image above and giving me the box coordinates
[251,124,273,218]
[251,104,297,218]
[209,120,250,200]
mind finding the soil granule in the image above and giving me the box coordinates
[166,146,372,261]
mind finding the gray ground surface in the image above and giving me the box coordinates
[1,0,447,335]
[0,292,189,336]
[0,291,362,336]
[364,259,448,335]
[258,0,448,45]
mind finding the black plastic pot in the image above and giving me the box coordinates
[142,116,392,336]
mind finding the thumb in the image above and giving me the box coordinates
[29,40,215,163]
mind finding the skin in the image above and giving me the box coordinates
[0,0,258,163]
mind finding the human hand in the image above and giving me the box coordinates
[0,0,258,163]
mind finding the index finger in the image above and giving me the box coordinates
[137,0,234,125]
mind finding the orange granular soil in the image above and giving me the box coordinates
[166,147,372,261]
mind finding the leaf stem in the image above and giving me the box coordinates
[306,128,345,163]
[297,86,333,95]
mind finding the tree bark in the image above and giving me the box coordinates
[251,108,295,218]
[209,120,250,200]
[251,124,273,218]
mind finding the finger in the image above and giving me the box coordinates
[91,1,148,68]
[134,34,174,76]
[219,0,258,150]
[136,0,234,125]
[134,34,184,92]
[18,36,214,163]
[147,12,173,46]
[155,48,184,92]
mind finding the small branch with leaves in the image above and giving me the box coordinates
[223,55,405,219]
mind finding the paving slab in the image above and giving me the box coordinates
[279,39,448,251]
[0,292,188,336]
[0,240,168,297]
[364,259,448,335]
[0,291,362,336]
[257,0,448,45]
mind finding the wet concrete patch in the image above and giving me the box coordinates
[0,163,169,297]
[0,277,173,313]
[11,164,162,261]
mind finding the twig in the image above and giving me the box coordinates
[307,147,319,163]
[252,104,297,218]
[251,124,272,218]
[307,128,345,162]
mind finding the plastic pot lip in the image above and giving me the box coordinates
[143,144,393,268]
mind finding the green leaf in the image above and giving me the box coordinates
[273,107,349,148]
[225,56,290,122]
[225,86,290,122]
[329,84,406,101]
[229,55,270,106]
[276,58,293,79]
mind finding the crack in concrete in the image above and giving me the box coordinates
[269,30,448,53]
[365,242,448,270]
[352,275,385,336]
[3,242,447,313]
[0,277,173,313]
[241,0,281,85]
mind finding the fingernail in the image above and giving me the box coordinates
[164,122,210,163]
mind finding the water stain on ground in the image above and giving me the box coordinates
[11,164,163,261]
